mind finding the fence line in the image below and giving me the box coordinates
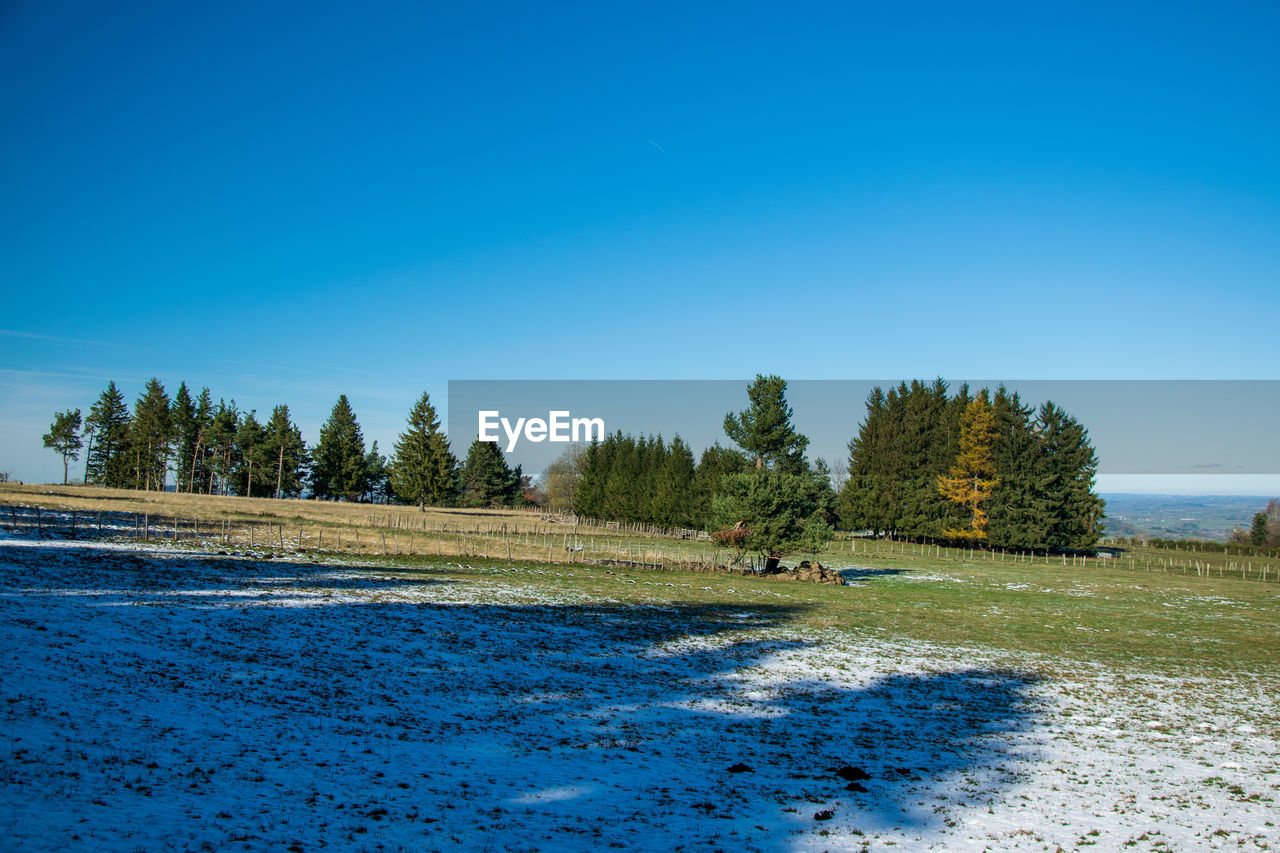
[3,502,1273,584]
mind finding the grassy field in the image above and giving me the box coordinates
[4,482,1276,676]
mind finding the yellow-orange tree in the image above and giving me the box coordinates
[937,394,999,540]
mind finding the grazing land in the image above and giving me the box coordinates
[2,488,1278,851]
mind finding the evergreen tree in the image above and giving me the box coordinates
[1250,511,1269,546]
[84,381,131,488]
[1036,402,1106,550]
[187,388,215,493]
[231,410,271,497]
[131,378,174,491]
[711,467,834,570]
[692,443,747,526]
[937,393,999,540]
[205,400,240,495]
[363,441,390,503]
[389,392,455,509]
[841,380,1106,550]
[171,383,197,493]
[602,434,642,519]
[311,395,367,501]
[459,439,518,507]
[43,409,82,485]
[574,436,616,518]
[986,386,1052,549]
[723,374,809,473]
[652,435,696,526]
[264,404,307,499]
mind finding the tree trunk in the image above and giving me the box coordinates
[63,454,69,486]
[189,437,201,494]
[276,445,284,500]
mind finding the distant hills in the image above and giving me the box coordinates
[1100,494,1275,542]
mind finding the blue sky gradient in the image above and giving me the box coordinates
[2,1,1278,489]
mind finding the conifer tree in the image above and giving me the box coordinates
[85,381,131,487]
[459,439,518,507]
[986,386,1051,549]
[43,409,83,485]
[231,410,271,497]
[1037,402,1105,550]
[711,467,833,570]
[724,374,809,473]
[1250,512,1269,547]
[170,383,205,493]
[389,392,455,510]
[937,393,999,540]
[692,443,747,526]
[652,435,696,526]
[363,441,389,503]
[264,404,307,499]
[186,389,215,493]
[131,378,174,491]
[311,395,367,501]
[603,434,643,519]
[206,401,240,495]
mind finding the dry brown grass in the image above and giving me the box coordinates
[0,482,542,528]
[0,482,724,567]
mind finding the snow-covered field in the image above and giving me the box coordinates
[2,535,1277,851]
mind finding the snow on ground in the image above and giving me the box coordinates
[1,537,1277,851]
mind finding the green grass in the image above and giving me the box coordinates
[281,544,1280,677]
[5,483,1278,676]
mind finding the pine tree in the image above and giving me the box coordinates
[459,439,518,507]
[711,467,834,570]
[1250,511,1269,546]
[131,378,174,492]
[573,437,613,518]
[723,374,810,473]
[187,389,215,493]
[937,393,999,540]
[231,410,271,497]
[43,409,83,485]
[603,434,642,519]
[389,392,455,510]
[363,441,389,503]
[170,383,195,492]
[1037,402,1106,550]
[84,382,131,488]
[840,387,885,535]
[311,395,367,501]
[263,404,307,499]
[692,443,747,527]
[986,386,1052,549]
[206,401,240,495]
[652,435,696,526]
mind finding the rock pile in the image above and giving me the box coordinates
[759,560,845,586]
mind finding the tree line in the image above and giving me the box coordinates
[541,376,1104,555]
[839,380,1105,550]
[44,381,530,508]
[43,374,1106,555]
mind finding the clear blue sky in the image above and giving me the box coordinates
[2,0,1278,490]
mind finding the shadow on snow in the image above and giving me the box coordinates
[1,541,1043,851]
